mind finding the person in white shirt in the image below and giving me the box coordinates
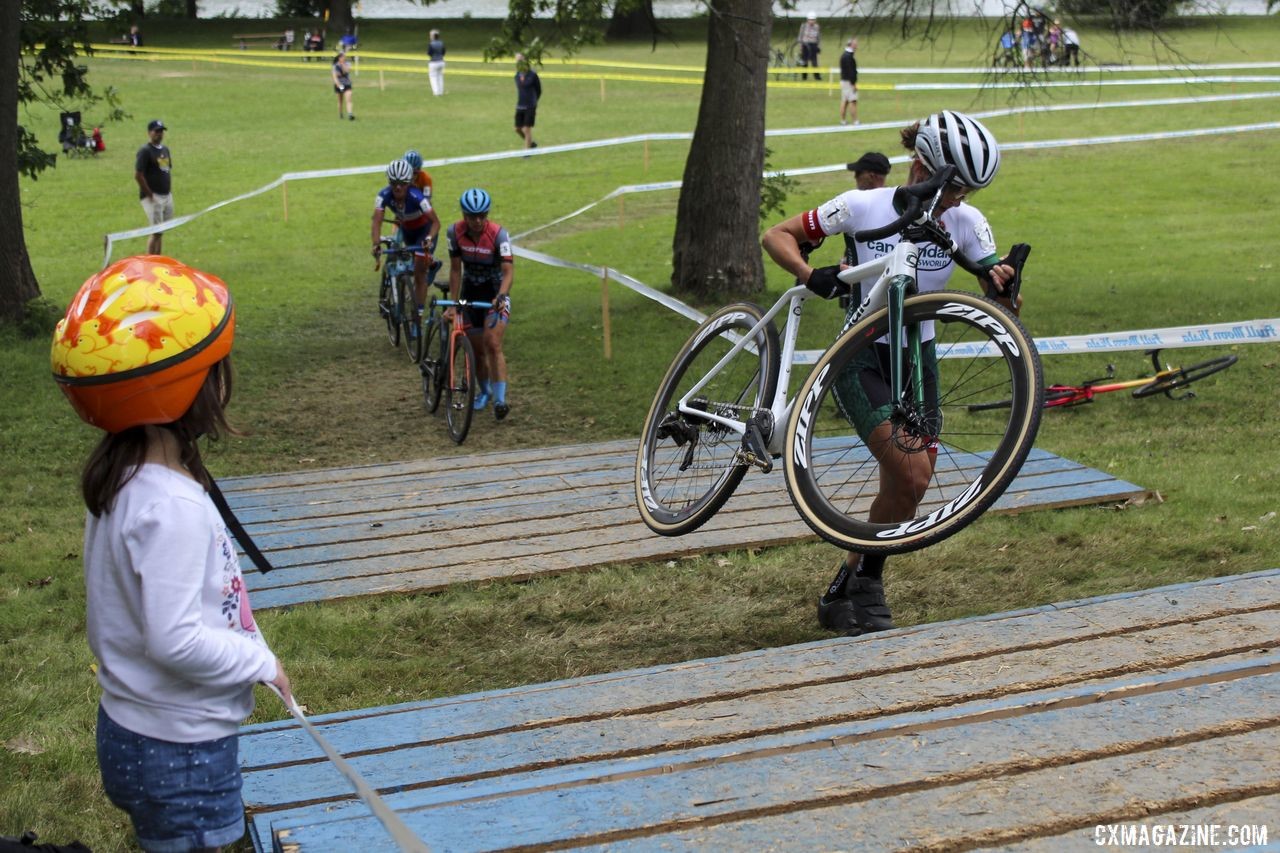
[52,255,293,853]
[763,111,1020,639]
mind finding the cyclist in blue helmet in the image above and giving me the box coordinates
[403,148,434,205]
[445,188,515,419]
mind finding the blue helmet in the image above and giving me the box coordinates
[460,187,491,215]
[403,149,423,171]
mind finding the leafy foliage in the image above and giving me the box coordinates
[17,0,127,179]
[760,146,798,221]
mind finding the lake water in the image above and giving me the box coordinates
[200,0,1270,20]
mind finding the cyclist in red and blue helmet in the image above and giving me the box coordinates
[445,188,515,420]
[371,158,441,335]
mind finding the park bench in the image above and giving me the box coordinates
[233,32,286,50]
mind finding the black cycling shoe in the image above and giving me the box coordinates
[494,402,510,421]
[817,576,895,636]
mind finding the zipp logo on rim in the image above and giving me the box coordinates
[875,476,984,538]
[937,302,1021,356]
[792,364,831,470]
[693,312,751,350]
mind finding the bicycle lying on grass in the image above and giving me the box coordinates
[967,349,1238,411]
[375,237,424,362]
[420,297,491,444]
[635,165,1044,554]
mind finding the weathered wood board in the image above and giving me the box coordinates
[240,569,1280,852]
[222,439,1149,609]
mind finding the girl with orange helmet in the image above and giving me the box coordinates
[52,255,293,853]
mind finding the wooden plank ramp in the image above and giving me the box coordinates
[223,439,1148,609]
[239,569,1280,852]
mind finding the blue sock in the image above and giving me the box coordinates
[479,379,491,396]
[492,381,507,404]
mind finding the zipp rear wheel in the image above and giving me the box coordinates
[445,332,477,444]
[784,290,1043,554]
[635,302,780,536]
[1132,354,1237,398]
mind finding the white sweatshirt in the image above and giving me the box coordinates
[84,464,277,742]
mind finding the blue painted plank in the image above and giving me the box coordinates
[239,610,1280,808]
[251,662,1280,851]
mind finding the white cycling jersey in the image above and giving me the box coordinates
[803,185,998,295]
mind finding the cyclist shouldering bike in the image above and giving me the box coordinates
[762,110,1027,638]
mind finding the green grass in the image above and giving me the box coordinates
[4,14,1280,850]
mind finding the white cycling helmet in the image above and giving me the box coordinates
[386,158,413,184]
[914,110,1001,190]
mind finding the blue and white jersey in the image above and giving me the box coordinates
[374,185,433,231]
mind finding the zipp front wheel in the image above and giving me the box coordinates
[381,270,400,348]
[445,332,477,444]
[1132,354,1237,398]
[421,316,446,414]
[784,290,1043,553]
[398,274,420,363]
[636,302,781,536]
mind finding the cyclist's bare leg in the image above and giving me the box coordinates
[840,420,936,565]
[413,254,427,310]
[467,328,490,383]
[481,321,508,383]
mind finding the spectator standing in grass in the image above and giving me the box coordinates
[1061,24,1081,66]
[797,13,821,80]
[332,48,355,121]
[513,53,541,151]
[134,119,173,256]
[427,29,446,96]
[839,38,859,125]
[127,24,142,49]
[52,256,294,853]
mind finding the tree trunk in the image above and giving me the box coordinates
[186,0,198,19]
[670,0,772,302]
[327,0,353,39]
[0,0,41,325]
[606,0,662,41]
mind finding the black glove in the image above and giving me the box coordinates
[806,265,849,299]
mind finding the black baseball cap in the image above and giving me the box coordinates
[847,152,891,175]
[147,119,166,131]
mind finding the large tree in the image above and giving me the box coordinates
[670,0,771,301]
[0,0,39,324]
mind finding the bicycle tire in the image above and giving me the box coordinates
[635,302,781,537]
[445,332,477,444]
[1131,354,1237,398]
[381,269,400,348]
[784,290,1043,554]
[398,274,420,363]
[420,316,446,414]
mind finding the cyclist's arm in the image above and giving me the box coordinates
[424,207,441,253]
[762,214,817,283]
[370,208,386,253]
[447,257,462,301]
[497,259,513,299]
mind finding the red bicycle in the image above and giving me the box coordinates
[420,297,491,444]
[968,349,1237,412]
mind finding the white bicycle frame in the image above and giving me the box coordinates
[677,238,923,458]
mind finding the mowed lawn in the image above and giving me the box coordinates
[3,14,1279,849]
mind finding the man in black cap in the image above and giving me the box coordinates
[846,151,891,190]
[135,120,173,254]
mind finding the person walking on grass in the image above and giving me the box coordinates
[839,38,859,125]
[513,53,542,151]
[427,29,446,96]
[445,188,515,419]
[332,48,355,120]
[763,111,1021,638]
[52,255,294,853]
[134,119,173,256]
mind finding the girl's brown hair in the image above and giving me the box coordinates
[81,358,238,516]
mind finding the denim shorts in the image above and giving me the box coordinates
[96,704,245,853]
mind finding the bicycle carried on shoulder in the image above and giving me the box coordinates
[420,297,491,444]
[967,349,1237,411]
[375,237,424,363]
[635,166,1045,554]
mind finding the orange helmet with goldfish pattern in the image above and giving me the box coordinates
[51,255,235,433]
